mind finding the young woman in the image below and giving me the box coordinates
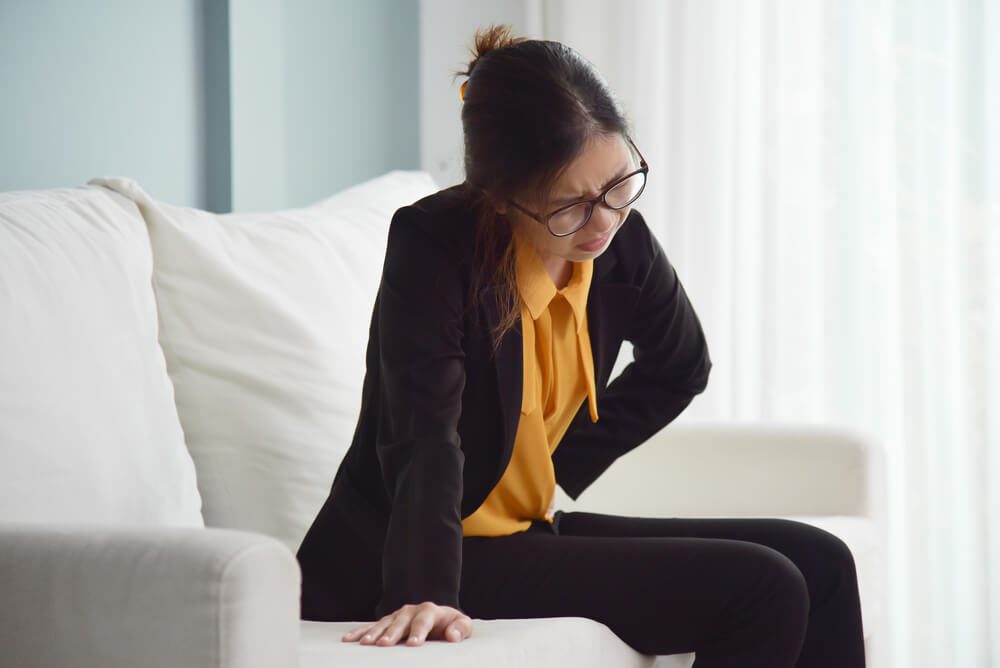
[296,24,867,667]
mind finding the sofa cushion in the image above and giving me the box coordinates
[298,617,687,668]
[90,172,440,555]
[0,185,204,527]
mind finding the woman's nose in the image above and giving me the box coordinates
[590,203,620,234]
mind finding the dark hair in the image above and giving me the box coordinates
[452,24,633,354]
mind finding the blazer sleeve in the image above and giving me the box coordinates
[373,205,467,618]
[553,209,713,499]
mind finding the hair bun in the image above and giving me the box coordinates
[460,24,528,79]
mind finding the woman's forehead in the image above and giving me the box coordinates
[549,134,632,204]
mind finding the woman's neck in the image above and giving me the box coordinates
[512,221,573,289]
[542,254,573,289]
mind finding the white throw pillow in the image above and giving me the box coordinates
[90,172,440,554]
[0,185,204,527]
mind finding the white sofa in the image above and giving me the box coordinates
[0,172,887,667]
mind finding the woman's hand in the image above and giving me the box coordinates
[341,601,473,646]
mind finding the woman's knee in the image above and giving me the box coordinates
[695,540,809,658]
[768,519,860,594]
[685,538,809,629]
[743,541,810,608]
[774,518,856,564]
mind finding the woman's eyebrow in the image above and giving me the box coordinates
[552,163,631,205]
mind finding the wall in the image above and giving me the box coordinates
[0,0,420,212]
[283,0,420,210]
[0,1,205,207]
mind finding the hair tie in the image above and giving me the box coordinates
[459,80,469,103]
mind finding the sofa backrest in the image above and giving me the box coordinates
[91,171,441,555]
[0,185,204,527]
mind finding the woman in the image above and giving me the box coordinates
[296,24,867,667]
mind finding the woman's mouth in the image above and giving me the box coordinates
[576,232,610,251]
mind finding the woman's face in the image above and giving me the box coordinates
[498,132,638,266]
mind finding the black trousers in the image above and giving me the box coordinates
[459,511,867,667]
[298,509,867,667]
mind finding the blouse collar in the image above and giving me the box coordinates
[513,226,594,332]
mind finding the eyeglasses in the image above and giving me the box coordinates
[507,135,649,237]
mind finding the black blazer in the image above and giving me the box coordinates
[296,181,712,621]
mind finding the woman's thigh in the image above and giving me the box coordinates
[554,510,856,603]
[459,517,811,662]
[556,510,867,666]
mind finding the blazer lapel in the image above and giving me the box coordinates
[479,283,523,474]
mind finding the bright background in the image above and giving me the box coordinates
[2,1,996,666]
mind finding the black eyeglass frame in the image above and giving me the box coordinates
[506,135,649,237]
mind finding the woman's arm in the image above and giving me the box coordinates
[373,204,468,618]
[553,210,713,499]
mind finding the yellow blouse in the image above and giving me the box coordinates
[462,227,600,537]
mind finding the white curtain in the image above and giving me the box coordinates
[525,0,999,666]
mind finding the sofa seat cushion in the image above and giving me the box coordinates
[300,617,698,668]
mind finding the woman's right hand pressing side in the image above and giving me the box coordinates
[341,601,473,647]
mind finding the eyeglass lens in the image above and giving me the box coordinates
[548,171,646,235]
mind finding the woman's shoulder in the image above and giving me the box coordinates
[617,207,661,264]
[408,180,475,213]
[387,181,481,260]
[384,186,663,287]
[587,207,664,286]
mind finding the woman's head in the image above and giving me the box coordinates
[453,24,642,350]
[500,131,646,264]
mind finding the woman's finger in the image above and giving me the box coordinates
[376,610,414,646]
[359,616,394,645]
[446,615,474,642]
[341,622,375,642]
[404,606,438,645]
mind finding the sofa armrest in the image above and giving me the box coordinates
[0,524,300,668]
[556,421,886,520]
